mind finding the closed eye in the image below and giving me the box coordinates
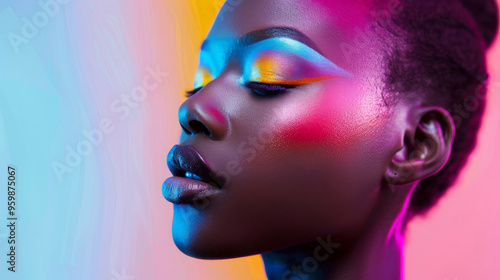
[186,82,298,98]
[245,81,297,96]
[185,86,203,98]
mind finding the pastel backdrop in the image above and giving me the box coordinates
[0,1,498,279]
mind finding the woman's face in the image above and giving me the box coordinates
[164,0,407,258]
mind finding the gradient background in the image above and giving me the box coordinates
[0,1,499,279]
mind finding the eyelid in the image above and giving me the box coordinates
[185,86,203,98]
[193,67,215,89]
[251,76,338,86]
[192,37,351,97]
[247,37,352,77]
[244,81,297,97]
[242,37,352,87]
[246,81,297,88]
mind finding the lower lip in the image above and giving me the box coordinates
[162,176,222,205]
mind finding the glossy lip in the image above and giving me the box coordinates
[163,177,222,205]
[164,145,226,204]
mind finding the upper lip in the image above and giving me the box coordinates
[167,145,226,188]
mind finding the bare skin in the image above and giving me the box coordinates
[162,0,455,279]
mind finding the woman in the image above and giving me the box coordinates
[162,0,498,279]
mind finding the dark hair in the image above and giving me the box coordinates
[379,0,498,218]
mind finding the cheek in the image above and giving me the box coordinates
[273,80,388,159]
[275,104,346,147]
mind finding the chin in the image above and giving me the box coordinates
[170,204,245,260]
[172,226,247,260]
[171,203,294,260]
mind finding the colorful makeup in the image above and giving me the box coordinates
[193,67,213,89]
[189,37,352,96]
[192,48,227,89]
[241,37,352,86]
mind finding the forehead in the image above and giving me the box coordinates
[206,0,377,71]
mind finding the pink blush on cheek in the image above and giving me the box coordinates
[277,112,337,145]
[272,102,354,152]
[274,113,384,165]
[273,86,388,155]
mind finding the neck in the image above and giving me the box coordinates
[261,185,414,280]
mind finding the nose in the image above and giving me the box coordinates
[178,95,229,140]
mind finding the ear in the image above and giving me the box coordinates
[384,106,456,186]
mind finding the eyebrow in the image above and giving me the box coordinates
[200,27,324,59]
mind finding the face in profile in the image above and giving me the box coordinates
[162,0,487,274]
[164,0,399,258]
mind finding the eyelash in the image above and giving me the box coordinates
[185,87,202,98]
[245,82,296,96]
[185,82,296,98]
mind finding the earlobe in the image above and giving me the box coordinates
[384,106,456,186]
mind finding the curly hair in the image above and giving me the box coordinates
[377,0,498,219]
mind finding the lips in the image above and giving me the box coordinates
[163,145,226,204]
[167,145,226,187]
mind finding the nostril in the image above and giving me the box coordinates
[189,120,212,137]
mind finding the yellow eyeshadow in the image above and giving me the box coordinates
[250,55,337,85]
[194,67,213,88]
[251,56,279,81]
